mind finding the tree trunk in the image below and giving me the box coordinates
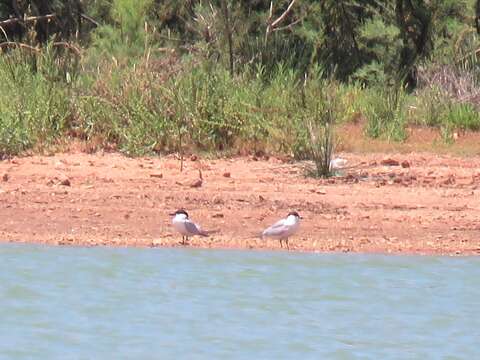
[395,0,431,90]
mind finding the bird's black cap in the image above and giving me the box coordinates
[170,209,189,218]
[288,211,301,218]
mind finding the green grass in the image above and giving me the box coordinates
[0,49,72,156]
[363,85,409,142]
[1,41,480,160]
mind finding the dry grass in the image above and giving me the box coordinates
[417,64,480,108]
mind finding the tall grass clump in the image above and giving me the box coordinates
[160,61,265,154]
[297,69,341,178]
[0,47,73,157]
[75,58,178,155]
[438,102,480,142]
[442,103,480,131]
[255,63,302,154]
[413,86,449,128]
[76,58,275,156]
[174,64,243,150]
[364,84,408,141]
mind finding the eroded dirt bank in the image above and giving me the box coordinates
[0,151,479,255]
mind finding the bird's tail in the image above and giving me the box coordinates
[200,229,219,237]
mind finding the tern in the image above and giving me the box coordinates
[170,209,209,245]
[262,211,301,250]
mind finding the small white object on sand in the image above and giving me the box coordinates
[330,158,347,170]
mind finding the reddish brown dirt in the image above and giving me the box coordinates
[0,150,479,255]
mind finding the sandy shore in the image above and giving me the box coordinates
[0,151,479,255]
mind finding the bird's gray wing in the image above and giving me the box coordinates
[185,220,208,236]
[263,219,288,237]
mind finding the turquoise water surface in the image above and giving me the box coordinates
[0,244,478,359]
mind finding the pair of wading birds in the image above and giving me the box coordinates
[170,209,301,250]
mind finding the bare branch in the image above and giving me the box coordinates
[272,17,303,33]
[0,41,39,52]
[267,1,274,23]
[0,41,81,56]
[52,42,81,56]
[80,13,100,28]
[265,0,298,43]
[0,13,56,27]
[270,0,297,29]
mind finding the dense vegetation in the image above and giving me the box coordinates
[0,0,480,162]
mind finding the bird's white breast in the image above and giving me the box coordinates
[172,216,190,235]
[284,216,300,236]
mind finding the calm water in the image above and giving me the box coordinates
[0,244,479,359]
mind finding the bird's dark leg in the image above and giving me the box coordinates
[181,236,186,245]
[279,239,283,248]
[286,238,289,251]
